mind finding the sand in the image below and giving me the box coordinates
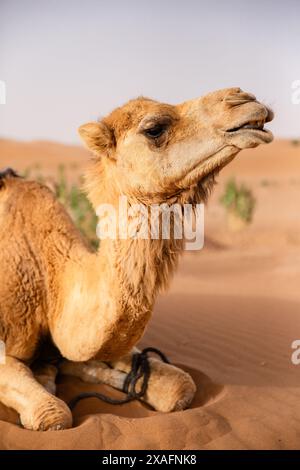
[0,138,300,449]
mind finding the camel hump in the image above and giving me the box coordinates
[0,168,21,189]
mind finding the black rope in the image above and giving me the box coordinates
[68,347,170,411]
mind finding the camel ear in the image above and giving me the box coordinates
[78,121,115,158]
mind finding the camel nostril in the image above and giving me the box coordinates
[224,90,256,106]
[229,87,242,94]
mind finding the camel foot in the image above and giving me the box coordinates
[20,396,72,431]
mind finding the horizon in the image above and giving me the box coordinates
[1,0,300,144]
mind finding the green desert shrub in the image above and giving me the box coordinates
[220,178,255,224]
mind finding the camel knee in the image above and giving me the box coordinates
[0,356,72,431]
[110,349,196,412]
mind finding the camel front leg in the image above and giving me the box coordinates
[59,359,127,390]
[59,348,196,412]
[0,356,72,431]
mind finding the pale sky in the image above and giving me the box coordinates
[0,0,299,144]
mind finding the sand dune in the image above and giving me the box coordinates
[0,138,300,449]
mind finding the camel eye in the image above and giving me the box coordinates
[144,124,166,139]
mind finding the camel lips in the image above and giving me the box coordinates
[227,119,265,132]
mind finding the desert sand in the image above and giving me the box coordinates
[0,138,299,449]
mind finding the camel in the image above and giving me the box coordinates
[0,87,273,431]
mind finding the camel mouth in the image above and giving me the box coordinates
[226,118,273,143]
[227,119,265,133]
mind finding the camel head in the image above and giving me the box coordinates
[80,87,273,206]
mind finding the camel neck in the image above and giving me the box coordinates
[100,234,183,306]
[50,214,183,362]
[91,235,183,360]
